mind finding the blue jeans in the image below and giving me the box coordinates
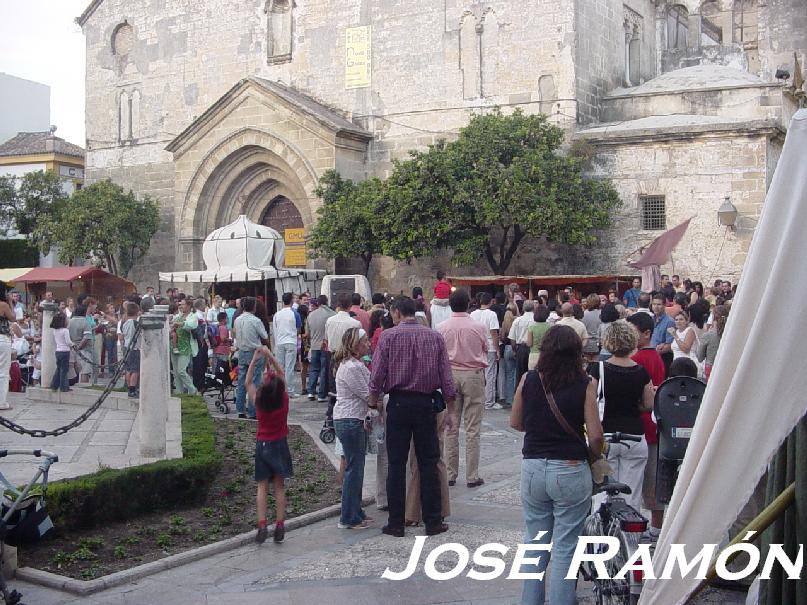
[503,344,517,405]
[520,458,591,605]
[236,350,264,417]
[334,418,367,526]
[51,351,70,391]
[306,349,328,399]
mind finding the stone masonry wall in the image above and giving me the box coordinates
[580,132,779,284]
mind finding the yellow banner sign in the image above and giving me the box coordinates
[284,247,307,267]
[284,228,306,244]
[346,26,371,89]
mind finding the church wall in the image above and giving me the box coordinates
[580,133,775,284]
[575,0,656,125]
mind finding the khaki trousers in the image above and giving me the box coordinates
[445,368,485,484]
[405,410,450,523]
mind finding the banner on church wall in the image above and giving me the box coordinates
[284,247,307,267]
[284,228,307,267]
[346,26,371,89]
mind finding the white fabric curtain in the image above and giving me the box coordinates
[640,109,807,603]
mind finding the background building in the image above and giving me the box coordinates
[0,128,85,267]
[0,73,51,145]
[77,0,806,292]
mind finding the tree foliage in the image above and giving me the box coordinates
[0,170,69,249]
[309,110,621,276]
[34,179,160,277]
[381,109,621,274]
[308,170,384,276]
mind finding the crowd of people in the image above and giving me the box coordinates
[0,272,735,600]
[235,271,735,604]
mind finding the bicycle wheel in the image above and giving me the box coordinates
[596,517,632,605]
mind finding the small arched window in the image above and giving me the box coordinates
[111,22,134,56]
[667,5,689,51]
[733,0,758,44]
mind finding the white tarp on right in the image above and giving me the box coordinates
[640,108,807,604]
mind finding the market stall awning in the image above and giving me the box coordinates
[447,274,638,286]
[0,267,35,285]
[14,266,135,290]
[158,266,326,283]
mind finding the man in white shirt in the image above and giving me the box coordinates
[469,292,500,410]
[272,292,301,397]
[324,293,361,395]
[508,299,535,386]
[10,292,23,321]
[556,302,589,347]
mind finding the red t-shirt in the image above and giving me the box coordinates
[433,280,452,299]
[632,347,666,444]
[256,384,290,442]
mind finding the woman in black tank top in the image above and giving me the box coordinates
[510,325,603,605]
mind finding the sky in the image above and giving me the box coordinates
[0,0,87,146]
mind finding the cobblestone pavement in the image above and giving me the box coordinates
[13,388,747,604]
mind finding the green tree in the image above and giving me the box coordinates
[307,170,385,276]
[35,179,160,277]
[0,170,69,250]
[382,110,621,274]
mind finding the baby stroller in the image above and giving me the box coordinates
[0,449,59,605]
[319,394,336,444]
[203,357,237,414]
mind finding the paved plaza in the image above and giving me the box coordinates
[0,387,181,486]
[3,394,745,605]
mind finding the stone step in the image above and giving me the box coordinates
[24,386,139,413]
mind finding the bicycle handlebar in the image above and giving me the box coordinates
[0,448,59,461]
[604,432,642,444]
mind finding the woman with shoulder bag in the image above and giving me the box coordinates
[510,324,604,605]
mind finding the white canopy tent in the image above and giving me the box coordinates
[159,215,326,296]
[639,109,807,603]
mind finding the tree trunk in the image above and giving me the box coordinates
[361,253,372,277]
[483,225,525,275]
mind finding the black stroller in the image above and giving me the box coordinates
[0,449,59,605]
[319,355,336,444]
[203,357,237,414]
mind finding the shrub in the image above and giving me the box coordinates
[45,396,220,532]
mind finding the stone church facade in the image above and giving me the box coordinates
[77,0,806,292]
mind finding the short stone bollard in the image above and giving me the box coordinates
[39,302,59,389]
[138,312,169,457]
[153,304,171,404]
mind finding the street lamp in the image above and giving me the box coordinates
[718,196,738,229]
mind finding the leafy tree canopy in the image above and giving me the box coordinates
[0,170,69,250]
[34,179,160,277]
[381,109,621,274]
[308,170,385,276]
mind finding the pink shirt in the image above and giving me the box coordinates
[436,312,490,370]
[350,305,371,333]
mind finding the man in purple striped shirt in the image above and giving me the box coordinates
[370,297,456,538]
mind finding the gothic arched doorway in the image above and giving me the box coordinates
[259,195,304,235]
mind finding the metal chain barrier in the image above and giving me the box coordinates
[0,322,144,438]
[72,343,126,372]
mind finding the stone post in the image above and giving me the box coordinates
[138,312,168,457]
[153,304,171,405]
[40,302,59,389]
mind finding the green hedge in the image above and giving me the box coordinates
[46,395,221,532]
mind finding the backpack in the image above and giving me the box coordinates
[206,322,220,348]
[192,319,207,347]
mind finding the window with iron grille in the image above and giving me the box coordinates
[640,195,666,230]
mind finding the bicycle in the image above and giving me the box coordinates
[580,432,649,605]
